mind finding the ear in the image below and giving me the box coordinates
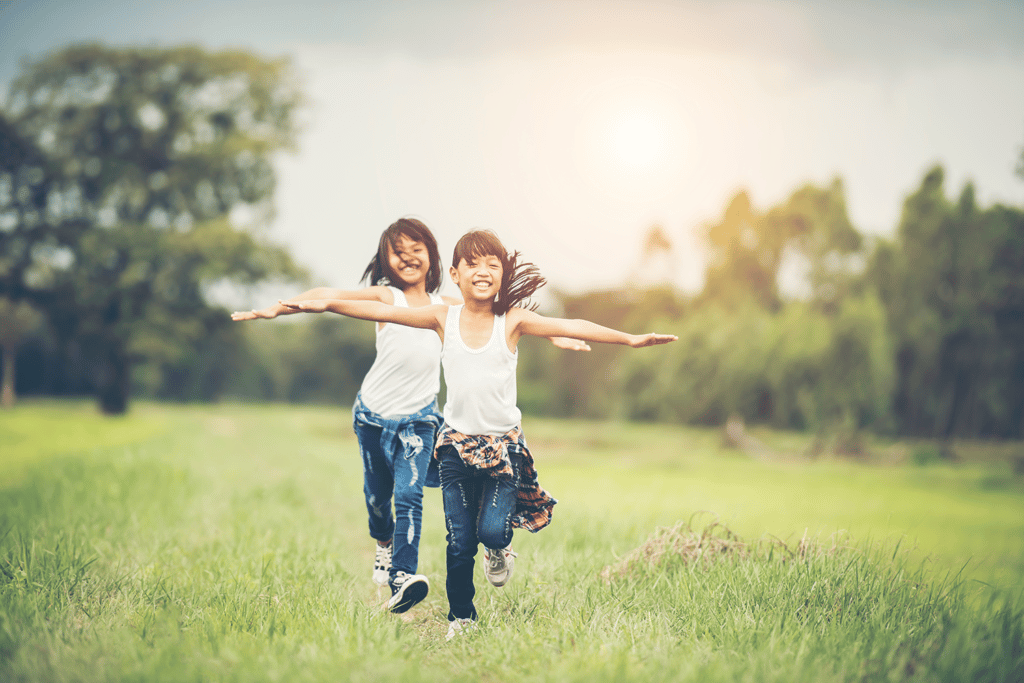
[449,265,459,284]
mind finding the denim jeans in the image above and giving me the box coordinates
[353,396,441,581]
[438,444,522,620]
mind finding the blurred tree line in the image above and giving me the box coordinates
[2,43,1022,440]
[541,167,1024,441]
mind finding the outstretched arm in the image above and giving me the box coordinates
[281,299,446,334]
[549,336,591,352]
[231,286,391,321]
[440,295,590,351]
[511,309,677,348]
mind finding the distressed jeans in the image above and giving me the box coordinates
[438,444,522,620]
[353,396,440,581]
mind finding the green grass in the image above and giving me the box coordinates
[524,418,1024,595]
[1,401,1022,682]
[0,399,168,487]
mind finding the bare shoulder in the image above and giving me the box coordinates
[506,306,541,331]
[440,294,463,306]
[369,285,395,305]
[506,306,528,321]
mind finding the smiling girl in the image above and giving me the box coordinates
[282,229,676,637]
[233,220,585,615]
[233,219,449,612]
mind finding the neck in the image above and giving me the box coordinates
[401,280,429,297]
[462,297,495,316]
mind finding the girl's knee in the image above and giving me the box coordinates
[477,519,512,550]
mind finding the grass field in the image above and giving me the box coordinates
[1,400,1022,682]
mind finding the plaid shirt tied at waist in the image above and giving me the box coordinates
[433,423,557,532]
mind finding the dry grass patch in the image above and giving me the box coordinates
[600,514,854,581]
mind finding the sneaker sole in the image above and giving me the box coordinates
[387,577,429,613]
[486,573,510,587]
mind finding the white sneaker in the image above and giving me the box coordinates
[484,545,517,587]
[445,617,476,641]
[386,571,429,613]
[372,542,392,586]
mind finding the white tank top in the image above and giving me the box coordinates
[441,305,521,436]
[359,287,443,417]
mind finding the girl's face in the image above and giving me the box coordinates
[450,253,503,304]
[387,234,430,288]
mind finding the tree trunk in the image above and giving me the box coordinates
[1,345,14,409]
[96,340,131,415]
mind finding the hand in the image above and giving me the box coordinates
[550,337,591,352]
[231,307,278,321]
[628,333,678,348]
[280,299,330,313]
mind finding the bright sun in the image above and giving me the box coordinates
[608,111,664,169]
[573,93,689,207]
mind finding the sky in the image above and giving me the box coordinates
[2,0,1023,300]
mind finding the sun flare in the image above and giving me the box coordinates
[572,84,692,207]
[608,111,664,169]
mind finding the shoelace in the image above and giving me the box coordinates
[488,548,516,568]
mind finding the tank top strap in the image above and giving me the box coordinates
[444,304,462,346]
[493,312,506,349]
[429,292,444,305]
[389,286,408,308]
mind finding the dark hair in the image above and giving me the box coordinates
[451,229,546,315]
[360,218,442,293]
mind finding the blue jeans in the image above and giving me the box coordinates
[353,396,441,582]
[438,444,522,621]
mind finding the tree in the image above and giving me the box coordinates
[1,45,305,413]
[0,112,61,407]
[0,112,61,309]
[0,297,43,407]
[867,165,1024,438]
[628,224,675,288]
[776,178,862,309]
[701,179,861,310]
[702,190,779,309]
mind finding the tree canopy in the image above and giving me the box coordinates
[701,178,861,310]
[1,44,305,413]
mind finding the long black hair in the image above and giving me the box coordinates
[451,230,546,315]
[360,218,442,293]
